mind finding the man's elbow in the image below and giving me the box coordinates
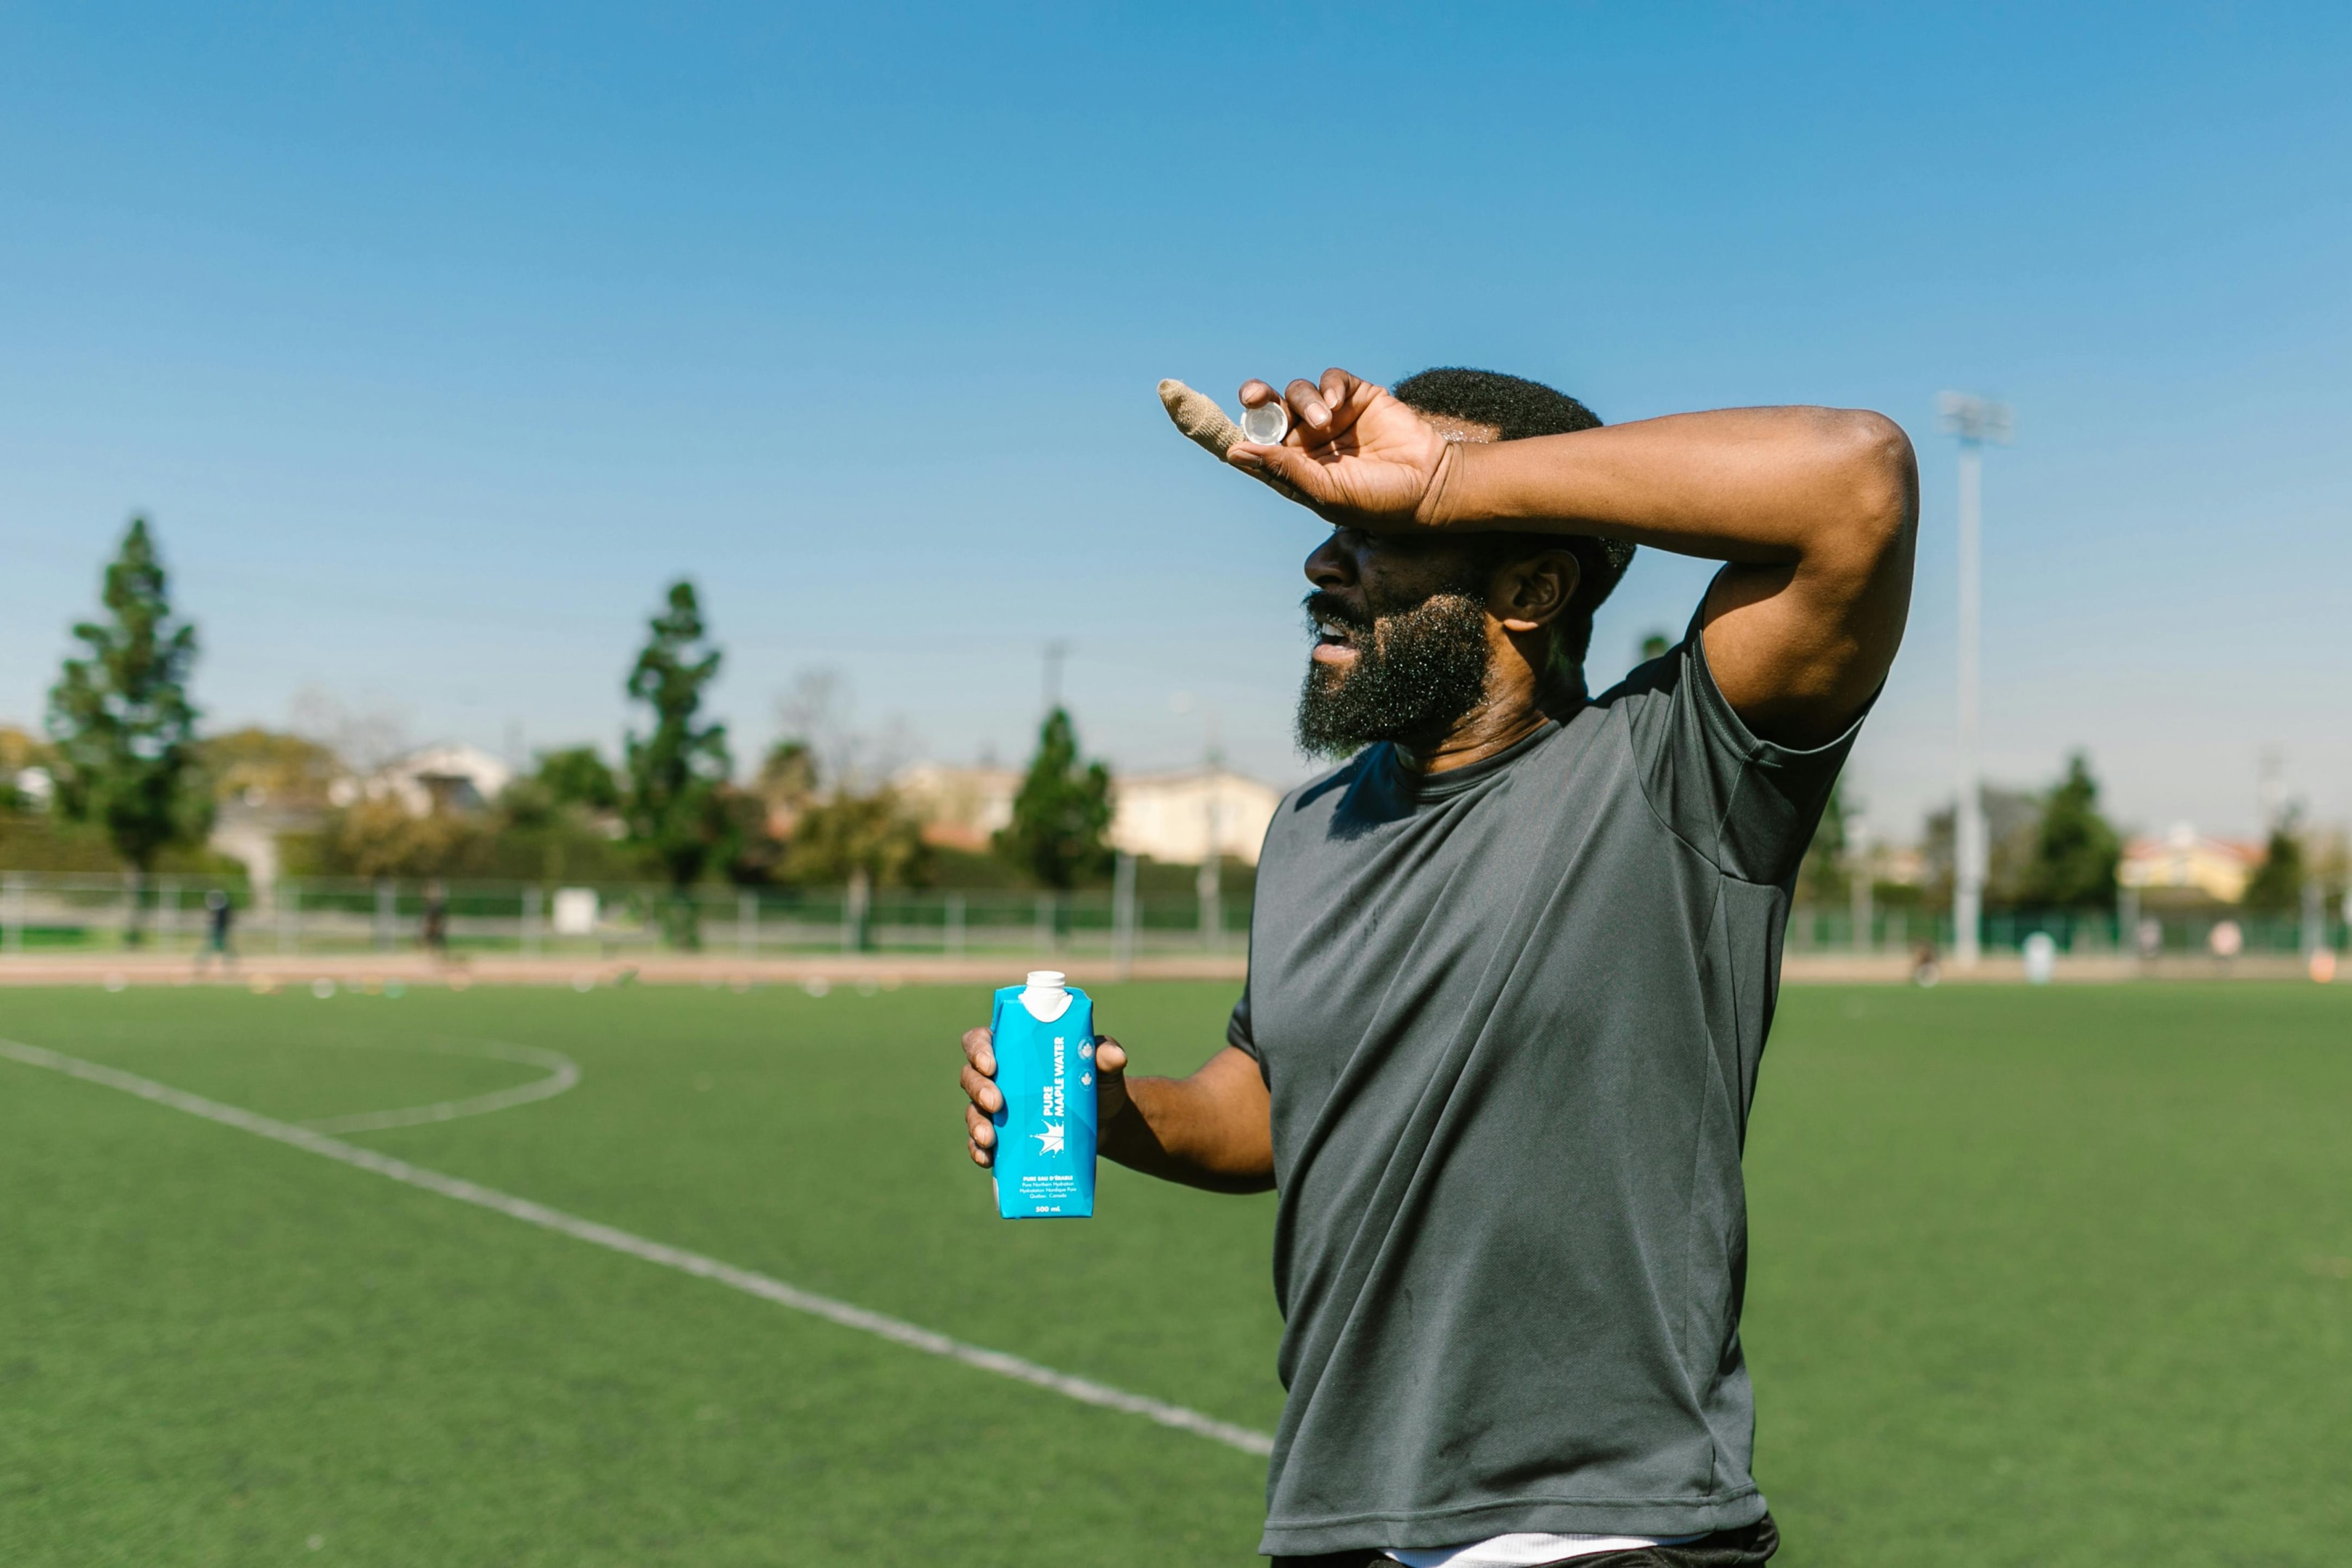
[1824,409,1918,565]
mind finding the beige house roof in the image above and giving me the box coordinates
[2119,822,2263,904]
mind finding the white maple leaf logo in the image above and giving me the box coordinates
[1079,1042,1094,1060]
[1033,1122,1066,1155]
[1080,1072,1093,1087]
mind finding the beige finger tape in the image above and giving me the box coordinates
[1158,378,1241,457]
[1156,378,1310,505]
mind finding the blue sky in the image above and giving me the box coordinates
[3,4,2348,842]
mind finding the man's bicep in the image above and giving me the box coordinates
[1699,517,1912,749]
[1167,1045,1274,1187]
[1191,1045,1272,1114]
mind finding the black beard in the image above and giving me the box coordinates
[1295,589,1493,759]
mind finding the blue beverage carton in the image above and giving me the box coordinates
[989,970,1098,1219]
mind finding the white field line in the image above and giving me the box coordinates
[0,1037,1274,1458]
[301,1039,581,1134]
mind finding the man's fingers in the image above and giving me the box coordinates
[1228,440,1334,505]
[1227,369,1376,442]
[1315,368,1384,435]
[1091,1035,1133,1122]
[1222,442,1321,508]
[960,1026,995,1077]
[1286,378,1334,432]
[961,1024,999,1169]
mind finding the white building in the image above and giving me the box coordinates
[893,761,1285,865]
[330,743,514,817]
[1109,767,1282,865]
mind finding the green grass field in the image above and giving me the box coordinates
[1,981,2347,1567]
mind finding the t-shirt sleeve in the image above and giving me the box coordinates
[1226,980,1257,1058]
[1614,610,1871,886]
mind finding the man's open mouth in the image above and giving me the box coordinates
[1311,622,1361,665]
[1306,594,1372,666]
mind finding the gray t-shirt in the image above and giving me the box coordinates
[1231,623,1863,1557]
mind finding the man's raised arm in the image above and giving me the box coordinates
[963,1032,1273,1194]
[1230,370,1919,748]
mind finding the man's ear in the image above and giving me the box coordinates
[1489,549,1582,632]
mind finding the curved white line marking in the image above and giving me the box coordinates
[0,1037,1275,1459]
[301,1039,581,1134]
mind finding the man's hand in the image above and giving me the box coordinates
[1228,369,1448,529]
[960,1024,1128,1169]
[960,1024,1274,1194]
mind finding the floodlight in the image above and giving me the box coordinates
[1937,391,2014,445]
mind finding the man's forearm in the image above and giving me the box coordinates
[1420,405,1914,568]
[1100,1063,1274,1194]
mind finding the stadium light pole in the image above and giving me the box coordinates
[1937,392,2013,968]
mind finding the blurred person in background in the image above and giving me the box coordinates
[964,364,1915,1567]
[194,887,234,973]
[420,881,449,958]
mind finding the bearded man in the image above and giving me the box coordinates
[960,365,1916,1567]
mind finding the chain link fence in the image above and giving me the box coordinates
[1784,902,2346,956]
[0,871,1246,960]
[7,870,2340,963]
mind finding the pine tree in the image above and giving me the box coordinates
[2242,814,2306,915]
[2019,752,2122,910]
[995,707,1114,890]
[621,581,733,946]
[46,517,211,941]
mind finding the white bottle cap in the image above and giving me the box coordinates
[1018,970,1073,1021]
[1238,400,1289,445]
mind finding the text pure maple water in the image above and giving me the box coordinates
[989,971,1098,1219]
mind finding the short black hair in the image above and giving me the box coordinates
[1390,366,1604,444]
[1391,367,1635,695]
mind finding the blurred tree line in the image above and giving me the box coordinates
[8,521,1146,946]
[1805,751,2129,913]
[1803,748,2326,916]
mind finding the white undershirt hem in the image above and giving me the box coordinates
[1387,1531,1705,1567]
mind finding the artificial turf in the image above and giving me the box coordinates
[0,980,2345,1566]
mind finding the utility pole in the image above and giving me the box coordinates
[1938,392,2012,968]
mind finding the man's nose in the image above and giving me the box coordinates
[1303,531,1355,590]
